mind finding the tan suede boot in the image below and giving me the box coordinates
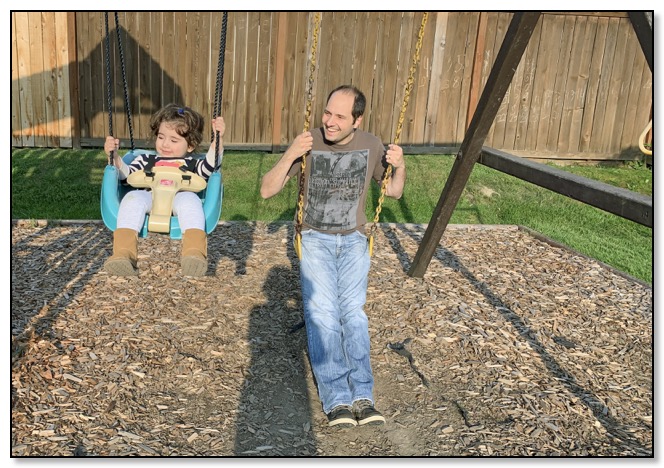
[104,228,139,276]
[181,228,207,277]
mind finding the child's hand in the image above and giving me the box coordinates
[104,136,120,156]
[211,117,225,139]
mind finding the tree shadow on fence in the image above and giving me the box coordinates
[12,23,185,147]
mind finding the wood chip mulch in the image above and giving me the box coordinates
[11,221,652,457]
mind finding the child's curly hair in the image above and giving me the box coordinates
[150,104,205,151]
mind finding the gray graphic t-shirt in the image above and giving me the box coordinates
[288,128,387,234]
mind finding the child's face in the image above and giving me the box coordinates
[155,122,194,158]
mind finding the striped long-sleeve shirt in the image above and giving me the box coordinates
[118,145,223,181]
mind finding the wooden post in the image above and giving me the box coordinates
[271,12,288,153]
[67,11,81,149]
[408,12,541,278]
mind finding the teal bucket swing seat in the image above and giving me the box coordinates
[100,151,223,240]
[99,12,227,240]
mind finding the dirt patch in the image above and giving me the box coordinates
[11,221,652,456]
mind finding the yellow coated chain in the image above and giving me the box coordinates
[368,12,428,256]
[294,12,321,260]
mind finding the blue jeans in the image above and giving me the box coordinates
[300,229,374,414]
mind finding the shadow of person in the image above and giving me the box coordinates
[207,218,255,276]
[233,265,317,456]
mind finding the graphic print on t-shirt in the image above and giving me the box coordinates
[305,150,368,231]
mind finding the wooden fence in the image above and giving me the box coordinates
[11,11,652,161]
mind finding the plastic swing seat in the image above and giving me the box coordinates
[101,150,223,240]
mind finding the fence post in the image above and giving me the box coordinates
[271,12,288,153]
[67,12,81,149]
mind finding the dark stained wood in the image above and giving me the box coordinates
[408,12,541,278]
[479,147,652,227]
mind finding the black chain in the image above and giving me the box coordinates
[114,12,135,152]
[103,13,113,165]
[212,12,228,169]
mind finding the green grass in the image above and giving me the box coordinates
[11,148,653,284]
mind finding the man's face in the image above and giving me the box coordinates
[321,91,363,145]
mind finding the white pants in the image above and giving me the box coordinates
[116,190,205,233]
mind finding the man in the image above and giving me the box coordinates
[260,85,405,428]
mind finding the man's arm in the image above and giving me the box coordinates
[384,143,405,199]
[260,131,313,199]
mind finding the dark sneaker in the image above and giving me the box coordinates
[327,405,357,428]
[352,399,385,426]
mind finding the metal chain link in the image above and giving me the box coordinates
[368,12,428,254]
[103,13,114,165]
[213,12,228,169]
[294,12,321,259]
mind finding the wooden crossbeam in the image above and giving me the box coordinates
[479,147,652,228]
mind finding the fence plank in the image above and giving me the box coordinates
[11,14,23,146]
[513,17,541,151]
[544,15,575,151]
[160,12,177,106]
[244,12,260,143]
[605,18,635,154]
[579,17,607,153]
[41,12,58,147]
[373,12,402,142]
[501,14,527,150]
[29,12,47,146]
[634,58,653,147]
[412,11,437,145]
[590,17,620,153]
[15,12,35,146]
[558,15,588,153]
[55,12,72,147]
[256,12,276,144]
[532,14,564,151]
[424,11,448,145]
[486,12,511,147]
[448,12,475,145]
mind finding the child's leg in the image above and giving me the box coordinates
[117,190,152,231]
[104,190,151,276]
[173,192,207,277]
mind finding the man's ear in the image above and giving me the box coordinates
[353,115,363,129]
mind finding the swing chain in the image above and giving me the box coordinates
[103,13,114,166]
[294,12,321,258]
[114,13,135,153]
[368,12,428,254]
[213,12,228,169]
